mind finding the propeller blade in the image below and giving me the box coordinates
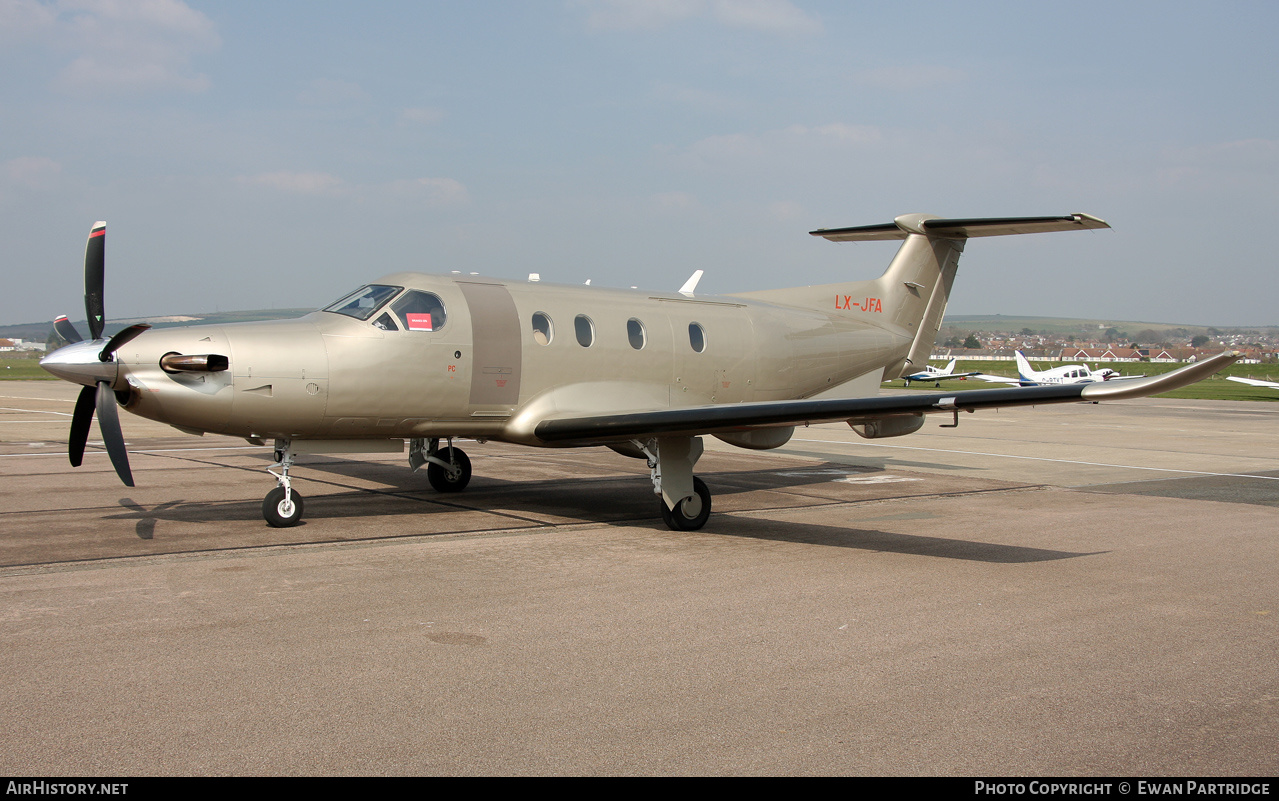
[54,315,84,344]
[96,380,134,487]
[69,385,96,467]
[85,221,106,340]
[99,323,151,362]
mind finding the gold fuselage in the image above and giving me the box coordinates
[114,273,911,446]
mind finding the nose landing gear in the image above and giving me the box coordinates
[263,440,303,527]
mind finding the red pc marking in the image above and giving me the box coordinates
[495,379,507,388]
[89,229,105,238]
[406,312,433,331]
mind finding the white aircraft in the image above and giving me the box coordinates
[1227,376,1279,390]
[898,358,980,387]
[978,351,1133,386]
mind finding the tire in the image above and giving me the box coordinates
[427,447,472,492]
[263,486,304,527]
[659,477,711,531]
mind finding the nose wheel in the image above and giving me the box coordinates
[263,439,304,527]
[263,486,304,527]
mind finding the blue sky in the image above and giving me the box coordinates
[2,0,1276,327]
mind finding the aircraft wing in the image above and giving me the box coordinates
[1227,376,1279,389]
[970,373,1021,385]
[533,352,1240,445]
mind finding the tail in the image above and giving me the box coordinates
[942,358,957,375]
[808,213,1108,378]
[1015,350,1038,383]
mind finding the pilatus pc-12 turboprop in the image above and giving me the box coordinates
[41,214,1240,530]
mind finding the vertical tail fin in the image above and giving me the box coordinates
[1015,350,1037,383]
[809,213,1108,378]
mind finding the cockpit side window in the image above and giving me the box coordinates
[391,290,447,332]
[324,284,403,321]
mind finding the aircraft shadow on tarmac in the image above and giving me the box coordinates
[97,452,1095,565]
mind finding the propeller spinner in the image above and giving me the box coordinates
[40,222,149,487]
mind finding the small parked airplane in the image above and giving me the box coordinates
[897,358,980,387]
[1227,376,1279,390]
[977,350,1137,386]
[40,214,1239,530]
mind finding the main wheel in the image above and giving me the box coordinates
[427,446,472,492]
[263,486,304,527]
[660,477,711,531]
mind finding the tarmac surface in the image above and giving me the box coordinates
[0,380,1276,775]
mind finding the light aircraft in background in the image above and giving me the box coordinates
[40,214,1239,530]
[1226,376,1279,390]
[977,350,1140,386]
[897,358,980,387]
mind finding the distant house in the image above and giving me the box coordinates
[1058,347,1149,362]
[0,338,15,352]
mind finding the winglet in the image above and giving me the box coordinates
[1081,351,1242,401]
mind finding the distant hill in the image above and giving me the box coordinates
[942,315,1278,337]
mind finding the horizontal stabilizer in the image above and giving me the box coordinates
[811,213,1109,242]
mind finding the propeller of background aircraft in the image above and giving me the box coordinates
[43,222,150,487]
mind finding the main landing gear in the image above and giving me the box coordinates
[634,436,713,531]
[258,436,709,531]
[409,437,472,492]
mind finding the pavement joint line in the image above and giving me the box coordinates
[792,437,1279,481]
[0,484,1052,574]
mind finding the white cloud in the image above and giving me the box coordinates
[851,65,966,92]
[297,78,369,107]
[10,0,221,94]
[651,190,698,211]
[399,106,447,126]
[0,0,56,41]
[577,0,819,35]
[2,156,63,190]
[1155,138,1279,190]
[240,172,471,207]
[709,0,819,34]
[384,177,471,207]
[240,171,345,196]
[679,122,883,170]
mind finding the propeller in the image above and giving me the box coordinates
[42,222,149,487]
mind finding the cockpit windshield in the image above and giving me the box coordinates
[323,284,403,321]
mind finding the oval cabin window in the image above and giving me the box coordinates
[627,318,646,350]
[575,315,595,348]
[532,312,553,345]
[688,322,706,353]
